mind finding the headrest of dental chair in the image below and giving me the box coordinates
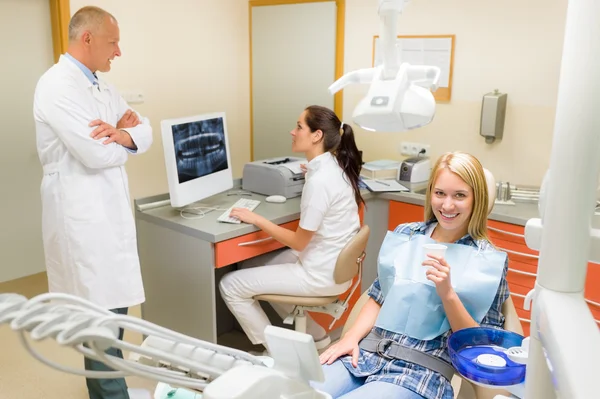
[484,168,496,214]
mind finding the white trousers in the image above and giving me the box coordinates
[219,248,346,345]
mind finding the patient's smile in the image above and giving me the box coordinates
[440,212,458,220]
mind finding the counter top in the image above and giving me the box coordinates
[135,185,544,244]
[135,190,302,243]
[377,191,541,226]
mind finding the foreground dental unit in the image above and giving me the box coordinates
[1,0,599,398]
[0,292,331,399]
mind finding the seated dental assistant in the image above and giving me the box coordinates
[219,105,364,350]
[313,152,509,399]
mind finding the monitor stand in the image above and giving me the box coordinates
[226,190,253,197]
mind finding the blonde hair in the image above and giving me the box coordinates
[424,151,490,242]
[68,6,117,41]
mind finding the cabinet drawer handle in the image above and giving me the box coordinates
[520,316,599,326]
[586,298,600,309]
[502,248,539,259]
[237,237,274,247]
[488,226,525,238]
[508,268,537,277]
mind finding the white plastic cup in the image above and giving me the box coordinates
[423,243,447,260]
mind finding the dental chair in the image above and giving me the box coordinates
[340,294,522,399]
[254,225,370,347]
[339,168,523,399]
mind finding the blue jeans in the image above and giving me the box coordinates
[311,360,425,399]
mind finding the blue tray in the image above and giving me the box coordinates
[448,327,526,386]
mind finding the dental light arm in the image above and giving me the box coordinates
[329,0,441,132]
[327,68,377,95]
[0,293,330,399]
[378,0,406,79]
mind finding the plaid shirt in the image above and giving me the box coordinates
[340,221,510,399]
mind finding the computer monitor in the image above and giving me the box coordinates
[161,112,234,208]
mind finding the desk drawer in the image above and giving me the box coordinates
[487,221,526,245]
[509,283,533,311]
[491,238,539,268]
[388,202,424,231]
[507,267,536,288]
[585,262,600,303]
[214,220,300,268]
[514,309,531,337]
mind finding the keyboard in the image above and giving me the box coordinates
[217,198,261,224]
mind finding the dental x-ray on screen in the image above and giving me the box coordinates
[161,112,234,208]
[172,117,229,184]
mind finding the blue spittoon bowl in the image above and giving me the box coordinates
[448,327,526,387]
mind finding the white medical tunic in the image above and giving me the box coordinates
[298,151,360,288]
[33,55,153,309]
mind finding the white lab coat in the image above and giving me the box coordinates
[33,55,153,309]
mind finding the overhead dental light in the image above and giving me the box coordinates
[329,0,441,132]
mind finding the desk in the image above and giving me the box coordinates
[135,188,303,345]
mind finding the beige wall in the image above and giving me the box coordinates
[252,1,337,160]
[343,0,568,186]
[70,0,251,201]
[1,0,54,282]
[69,0,568,199]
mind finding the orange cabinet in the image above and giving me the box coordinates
[486,220,600,336]
[388,201,425,230]
[214,220,300,268]
[487,221,535,336]
[387,201,600,337]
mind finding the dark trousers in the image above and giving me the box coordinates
[84,307,130,399]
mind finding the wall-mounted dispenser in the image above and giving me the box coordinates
[480,89,508,144]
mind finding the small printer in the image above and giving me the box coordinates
[398,156,432,183]
[242,157,306,199]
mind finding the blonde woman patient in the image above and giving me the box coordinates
[219,105,364,353]
[312,152,510,399]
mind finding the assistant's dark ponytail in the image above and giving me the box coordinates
[304,105,365,208]
[336,123,365,208]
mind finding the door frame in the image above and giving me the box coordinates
[49,0,70,63]
[248,0,345,161]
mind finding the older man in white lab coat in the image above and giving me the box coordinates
[33,6,152,399]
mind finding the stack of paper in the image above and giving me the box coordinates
[280,159,307,175]
[361,178,409,192]
[360,160,400,180]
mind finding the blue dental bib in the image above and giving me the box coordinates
[375,231,506,340]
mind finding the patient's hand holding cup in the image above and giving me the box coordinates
[423,243,451,295]
[423,243,447,261]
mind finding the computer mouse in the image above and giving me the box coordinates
[265,195,287,203]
